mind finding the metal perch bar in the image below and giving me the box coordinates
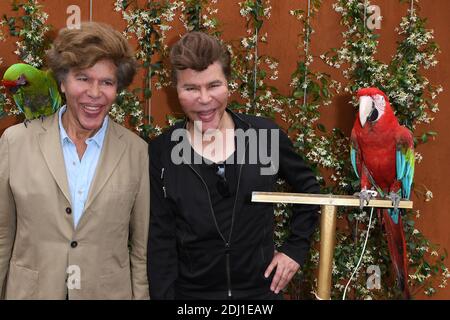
[251,192,413,300]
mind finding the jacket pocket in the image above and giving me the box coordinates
[103,183,138,223]
[5,262,39,300]
[100,265,132,300]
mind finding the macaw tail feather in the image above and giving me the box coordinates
[381,209,411,299]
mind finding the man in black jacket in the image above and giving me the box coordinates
[148,31,320,300]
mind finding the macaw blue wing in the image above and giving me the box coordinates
[396,146,415,199]
[351,145,359,179]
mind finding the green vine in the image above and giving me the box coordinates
[387,1,447,296]
[113,0,180,139]
[281,1,349,299]
[179,0,220,35]
[2,0,51,68]
[228,0,281,118]
[0,25,12,118]
[387,2,442,134]
[110,89,162,140]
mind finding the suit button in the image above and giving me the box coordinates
[70,241,78,248]
[66,207,72,214]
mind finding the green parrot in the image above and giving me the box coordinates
[1,63,62,124]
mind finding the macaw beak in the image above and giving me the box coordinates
[358,96,373,128]
[1,75,27,93]
[1,79,19,94]
[1,79,18,88]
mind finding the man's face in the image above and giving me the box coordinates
[176,61,229,133]
[61,59,118,135]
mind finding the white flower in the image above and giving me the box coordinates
[425,190,433,201]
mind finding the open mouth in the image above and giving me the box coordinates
[82,104,104,116]
[198,109,216,122]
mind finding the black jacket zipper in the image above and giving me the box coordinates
[181,110,251,299]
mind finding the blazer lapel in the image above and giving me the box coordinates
[81,121,126,220]
[38,114,72,205]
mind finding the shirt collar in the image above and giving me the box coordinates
[58,105,109,148]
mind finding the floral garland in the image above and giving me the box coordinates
[111,0,181,139]
[387,4,442,133]
[228,0,282,118]
[2,0,50,68]
[286,2,341,178]
[179,0,220,34]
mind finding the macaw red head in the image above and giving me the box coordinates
[357,87,393,127]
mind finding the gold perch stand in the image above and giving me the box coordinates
[251,192,413,300]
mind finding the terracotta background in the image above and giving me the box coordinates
[0,0,449,299]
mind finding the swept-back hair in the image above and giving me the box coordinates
[170,31,231,85]
[46,22,137,91]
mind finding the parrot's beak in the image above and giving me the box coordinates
[1,75,27,93]
[1,79,18,88]
[358,96,373,127]
[1,79,19,94]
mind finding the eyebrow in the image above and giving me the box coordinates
[73,72,117,82]
[182,80,224,87]
[101,78,117,83]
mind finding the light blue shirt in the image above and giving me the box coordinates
[58,106,108,227]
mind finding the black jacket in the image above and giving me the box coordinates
[148,110,320,299]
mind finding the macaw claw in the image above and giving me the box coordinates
[354,189,378,209]
[22,119,31,128]
[387,192,401,211]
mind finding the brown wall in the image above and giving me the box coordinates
[1,0,449,299]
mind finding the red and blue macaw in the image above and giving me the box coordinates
[350,87,414,299]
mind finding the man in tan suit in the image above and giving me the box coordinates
[0,22,149,299]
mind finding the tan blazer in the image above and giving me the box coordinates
[0,113,150,299]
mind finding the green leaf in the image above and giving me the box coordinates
[421,133,428,143]
[293,90,303,99]
[255,20,263,31]
[259,70,266,78]
[144,88,152,99]
[317,123,326,132]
